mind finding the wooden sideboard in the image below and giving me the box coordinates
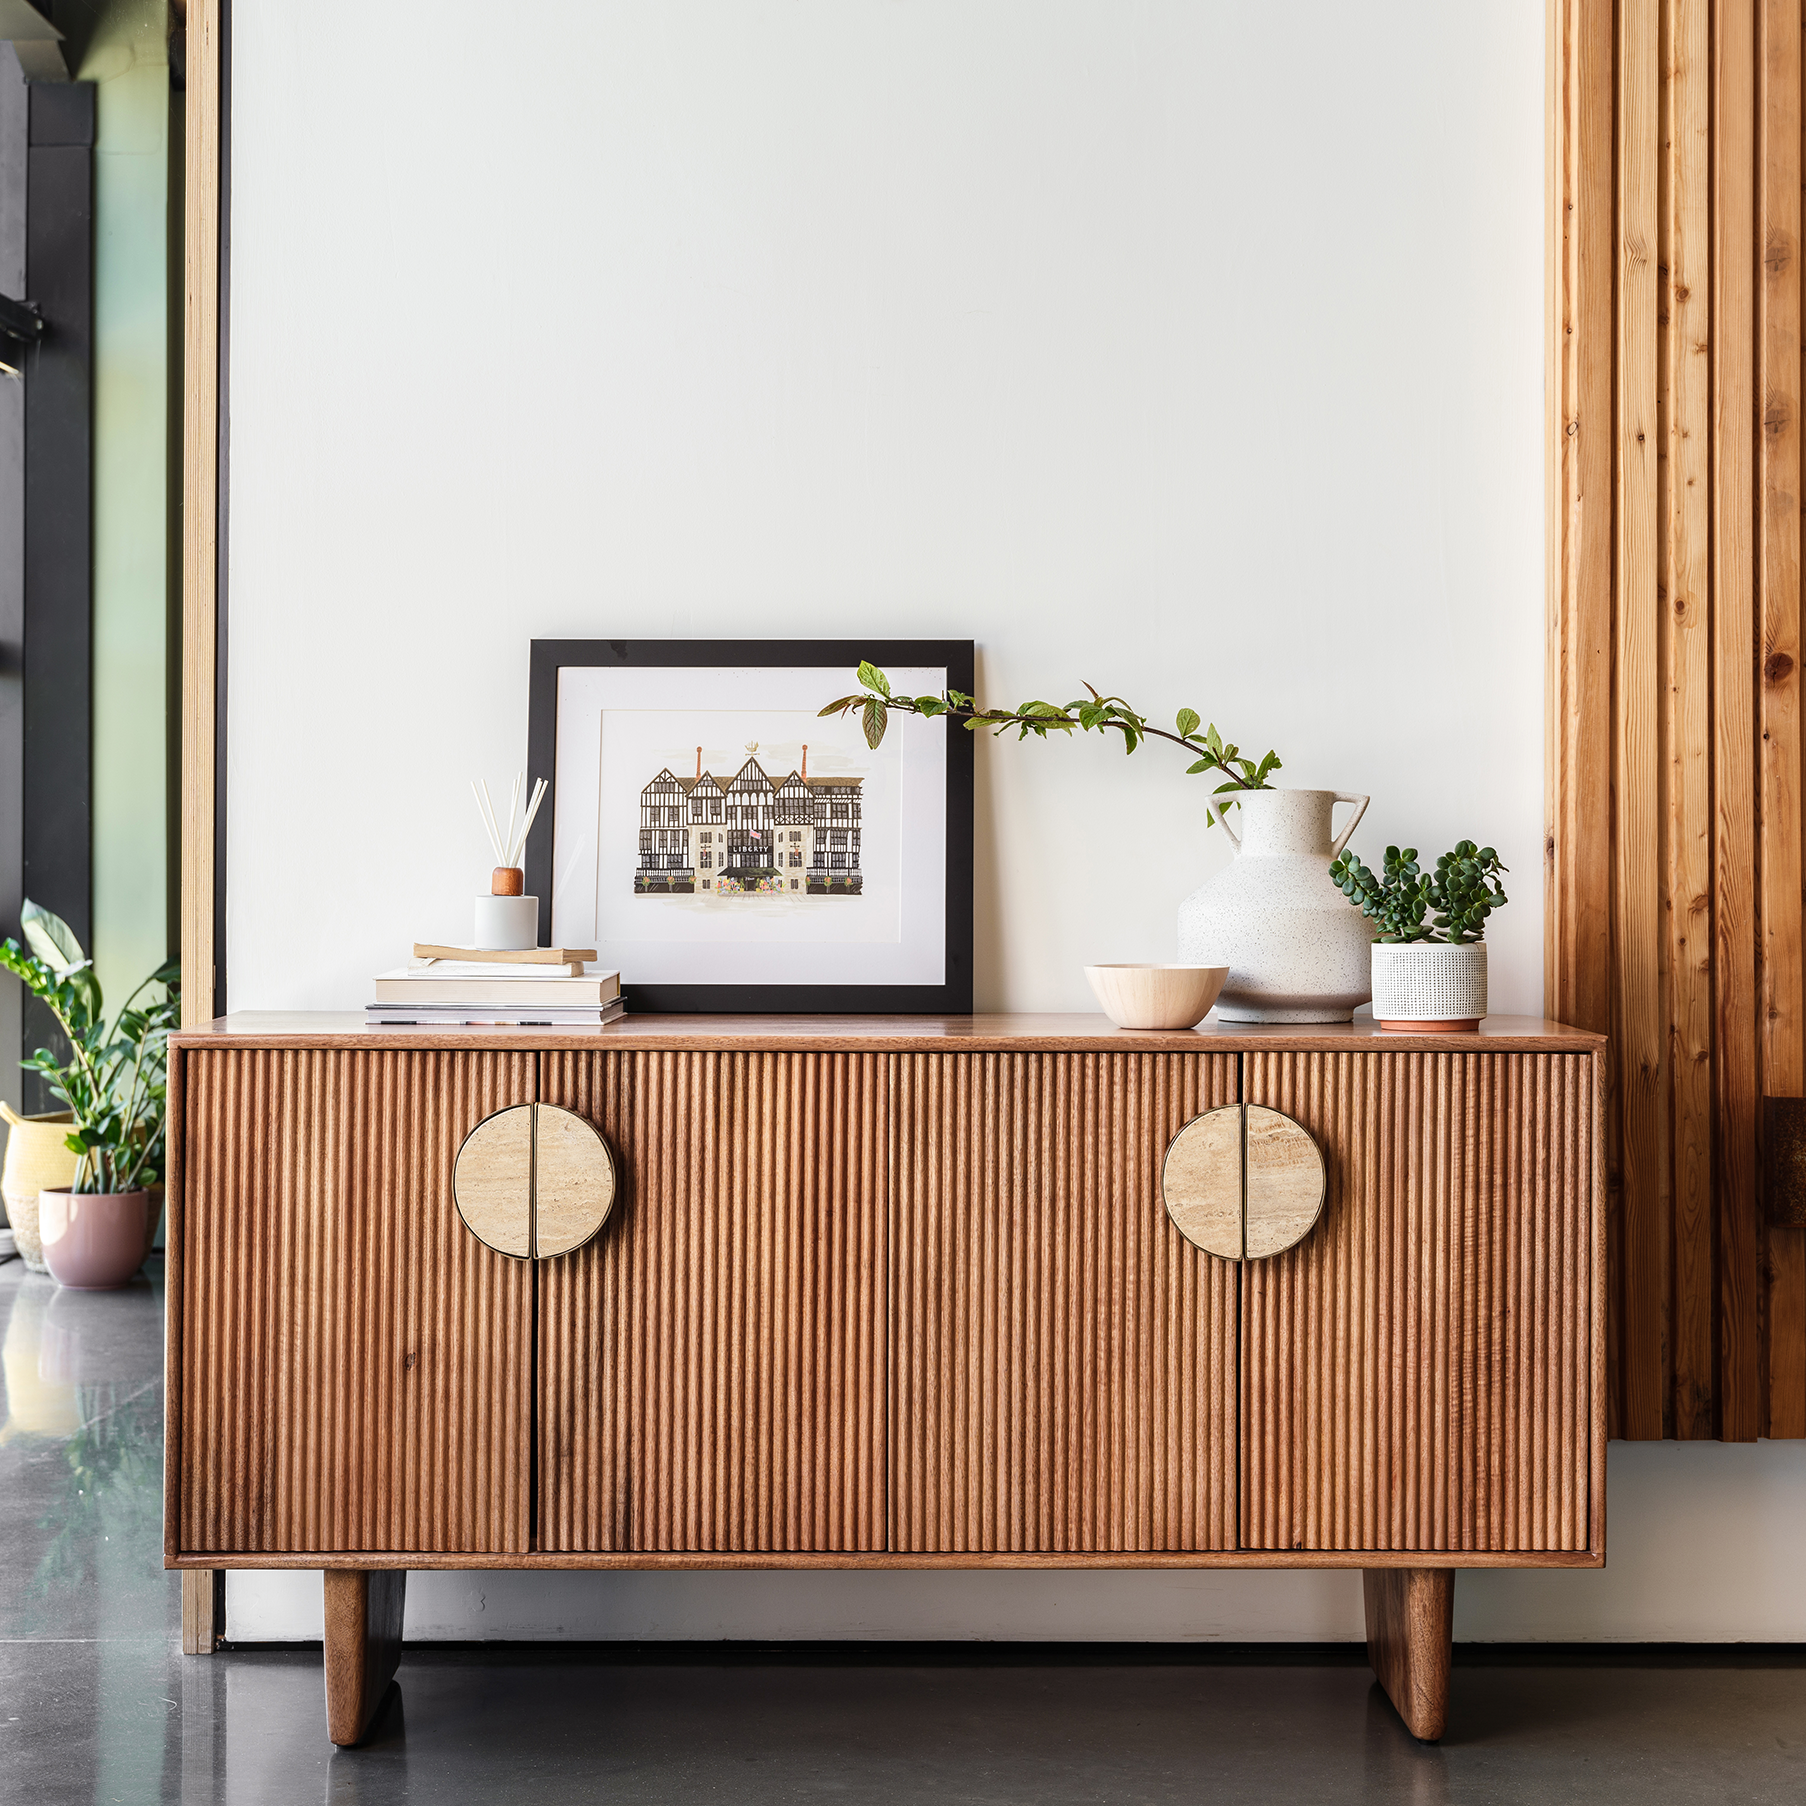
[164,1013,1605,1745]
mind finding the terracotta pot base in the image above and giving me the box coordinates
[1377,1018,1482,1033]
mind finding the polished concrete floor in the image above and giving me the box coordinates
[3,1255,1804,1804]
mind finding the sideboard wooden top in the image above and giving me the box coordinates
[173,1012,1606,1054]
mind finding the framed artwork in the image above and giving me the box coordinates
[526,639,974,1012]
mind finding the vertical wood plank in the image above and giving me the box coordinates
[1715,0,1766,1441]
[1750,0,1806,1441]
[1549,0,1625,1432]
[1547,0,1620,1044]
[1663,0,1716,1439]
[1617,0,1670,1440]
[180,0,222,1024]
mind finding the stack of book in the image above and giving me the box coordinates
[368,943,624,1026]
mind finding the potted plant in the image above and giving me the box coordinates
[824,662,1380,1023]
[0,901,179,1289]
[1327,841,1507,1030]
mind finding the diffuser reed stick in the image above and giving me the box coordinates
[472,774,549,871]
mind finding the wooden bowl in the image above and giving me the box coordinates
[1084,964,1229,1031]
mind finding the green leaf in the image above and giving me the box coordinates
[856,661,891,698]
[1175,707,1201,738]
[22,900,85,974]
[862,699,887,749]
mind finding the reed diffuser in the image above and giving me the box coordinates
[471,773,547,949]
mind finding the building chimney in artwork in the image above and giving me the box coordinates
[696,746,702,780]
[802,745,808,780]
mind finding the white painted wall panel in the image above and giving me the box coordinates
[226,2,1804,1643]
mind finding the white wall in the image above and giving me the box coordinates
[224,1,1805,1643]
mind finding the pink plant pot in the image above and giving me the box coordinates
[38,1187,161,1291]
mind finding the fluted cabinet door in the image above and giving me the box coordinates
[891,1051,1240,1553]
[171,1049,536,1555]
[538,1050,888,1552]
[1241,1051,1598,1554]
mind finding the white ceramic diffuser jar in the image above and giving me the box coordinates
[475,867,539,951]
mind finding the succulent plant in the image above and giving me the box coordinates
[1328,840,1508,945]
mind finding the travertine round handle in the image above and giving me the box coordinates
[1162,1104,1325,1261]
[453,1103,616,1260]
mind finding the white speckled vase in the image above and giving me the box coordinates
[1176,788,1376,1023]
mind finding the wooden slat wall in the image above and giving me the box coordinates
[889,1051,1239,1553]
[1240,1052,1595,1552]
[538,1050,887,1552]
[1549,0,1806,1437]
[172,1049,535,1553]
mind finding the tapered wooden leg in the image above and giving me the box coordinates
[181,1569,225,1654]
[323,1569,406,1746]
[1363,1568,1454,1741]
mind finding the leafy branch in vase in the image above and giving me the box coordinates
[819,661,1282,822]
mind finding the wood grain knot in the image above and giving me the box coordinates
[1764,651,1794,685]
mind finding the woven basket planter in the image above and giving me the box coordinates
[1371,941,1487,1031]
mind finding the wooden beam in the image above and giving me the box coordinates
[1663,0,1715,1440]
[1713,0,1763,1442]
[1616,0,1669,1440]
[181,0,220,1030]
[176,0,223,1632]
[1548,0,1621,1428]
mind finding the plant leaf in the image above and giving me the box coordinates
[862,699,887,749]
[22,900,85,974]
[1175,707,1201,738]
[856,661,891,698]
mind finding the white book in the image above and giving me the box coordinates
[371,967,620,1006]
[365,998,627,1026]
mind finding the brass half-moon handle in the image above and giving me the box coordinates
[453,1103,617,1260]
[1161,1103,1325,1261]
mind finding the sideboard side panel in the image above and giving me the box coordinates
[890,1050,1240,1553]
[1241,1050,1594,1553]
[175,1049,536,1554]
[538,1049,887,1552]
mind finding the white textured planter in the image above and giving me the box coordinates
[1176,788,1376,1022]
[1371,941,1488,1031]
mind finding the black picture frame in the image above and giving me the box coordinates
[526,639,974,1014]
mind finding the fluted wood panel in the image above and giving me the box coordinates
[890,1051,1238,1553]
[537,1050,886,1551]
[173,1049,535,1554]
[1241,1052,1595,1552]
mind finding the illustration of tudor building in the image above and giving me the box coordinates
[636,749,862,895]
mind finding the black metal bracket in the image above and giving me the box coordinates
[0,293,42,344]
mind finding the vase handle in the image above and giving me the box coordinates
[1206,793,1242,850]
[1329,793,1370,860]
